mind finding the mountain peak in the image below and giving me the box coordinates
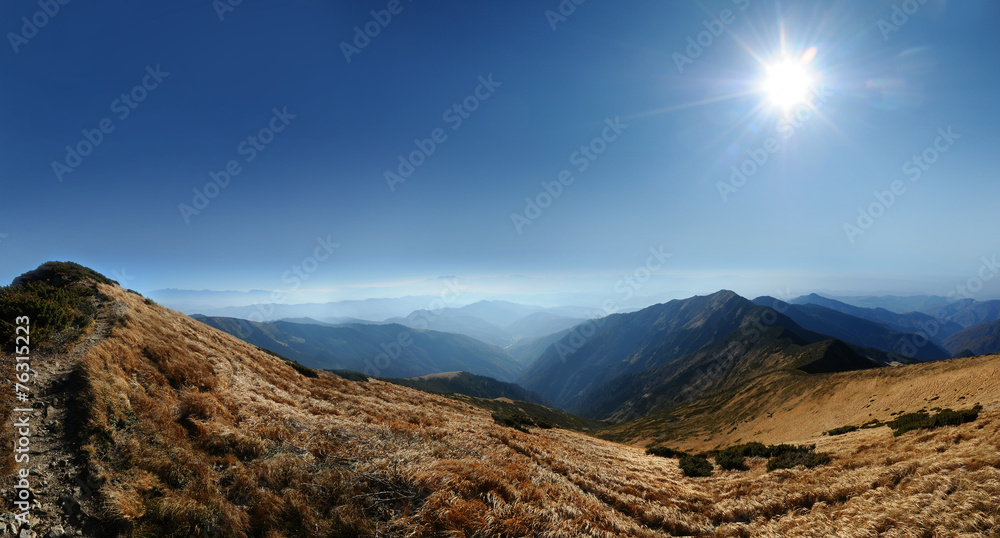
[12,261,116,288]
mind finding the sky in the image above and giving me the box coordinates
[2,0,999,307]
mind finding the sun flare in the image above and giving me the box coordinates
[762,60,815,109]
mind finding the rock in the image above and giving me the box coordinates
[47,526,66,537]
[20,529,37,538]
[45,406,56,418]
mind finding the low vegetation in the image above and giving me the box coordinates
[825,425,859,436]
[887,405,982,436]
[678,454,714,477]
[491,410,553,432]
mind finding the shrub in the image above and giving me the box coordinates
[0,280,98,350]
[725,442,770,458]
[766,450,831,471]
[826,425,859,436]
[714,449,748,471]
[646,446,688,459]
[678,454,713,477]
[888,406,981,436]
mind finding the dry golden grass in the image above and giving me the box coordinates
[9,281,1000,536]
[603,353,1000,453]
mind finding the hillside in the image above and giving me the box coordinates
[382,371,551,406]
[600,352,1000,452]
[577,323,879,422]
[518,291,821,410]
[195,315,522,381]
[3,262,1000,537]
[505,327,573,364]
[944,300,1000,328]
[944,319,1000,356]
[754,296,950,360]
[791,293,965,342]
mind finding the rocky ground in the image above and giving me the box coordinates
[1,298,122,538]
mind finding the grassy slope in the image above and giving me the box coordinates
[600,352,1000,452]
[3,267,1000,536]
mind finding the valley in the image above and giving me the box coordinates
[3,263,1000,536]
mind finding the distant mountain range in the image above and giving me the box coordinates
[192,290,1000,428]
[944,319,1000,356]
[805,294,1000,329]
[755,296,950,360]
[382,300,592,347]
[789,294,965,343]
[194,316,523,381]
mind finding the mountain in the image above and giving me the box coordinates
[791,293,965,342]
[385,303,588,348]
[753,297,950,361]
[506,311,587,341]
[600,351,1000,453]
[4,262,1000,536]
[158,295,448,322]
[506,327,574,365]
[381,371,550,406]
[277,316,376,326]
[941,300,1000,328]
[384,309,513,346]
[576,320,880,422]
[452,300,543,326]
[518,290,820,410]
[195,316,522,381]
[825,294,953,314]
[943,319,1000,356]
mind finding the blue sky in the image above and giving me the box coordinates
[2,0,999,304]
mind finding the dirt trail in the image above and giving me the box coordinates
[3,295,122,538]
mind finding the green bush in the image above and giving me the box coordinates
[826,425,859,436]
[766,450,831,471]
[708,442,831,472]
[714,449,748,471]
[0,280,96,351]
[491,410,552,432]
[645,446,688,459]
[888,406,981,436]
[678,454,713,477]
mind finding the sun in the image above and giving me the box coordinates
[762,60,815,110]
